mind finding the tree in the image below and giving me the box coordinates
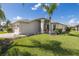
[5,20,11,28]
[4,20,13,32]
[0,4,6,20]
[41,3,57,34]
[0,4,6,31]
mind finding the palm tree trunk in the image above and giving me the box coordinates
[49,16,52,34]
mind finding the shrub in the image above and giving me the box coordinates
[65,27,71,33]
[0,29,3,31]
[7,27,13,33]
[70,27,75,31]
[54,29,62,34]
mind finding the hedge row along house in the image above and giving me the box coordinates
[12,18,67,35]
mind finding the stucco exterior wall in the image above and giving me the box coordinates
[55,24,63,29]
[13,23,20,34]
[51,23,66,33]
[19,21,40,35]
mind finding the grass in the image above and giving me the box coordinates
[0,31,8,34]
[0,38,6,41]
[1,31,79,56]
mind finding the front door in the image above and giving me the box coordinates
[44,24,49,33]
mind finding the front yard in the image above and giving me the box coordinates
[0,31,78,56]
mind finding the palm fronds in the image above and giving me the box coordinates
[41,3,57,16]
[48,3,57,15]
[0,4,6,20]
[0,9,6,20]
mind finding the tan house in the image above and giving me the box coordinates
[74,25,79,31]
[12,18,67,35]
[51,22,67,32]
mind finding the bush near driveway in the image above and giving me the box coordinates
[6,27,13,33]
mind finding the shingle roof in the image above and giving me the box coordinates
[11,19,30,23]
[12,18,49,24]
[11,18,67,26]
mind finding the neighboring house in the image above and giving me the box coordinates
[74,24,79,31]
[12,18,67,35]
[51,22,67,32]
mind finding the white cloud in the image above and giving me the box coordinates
[43,8,47,12]
[31,3,49,12]
[13,16,23,20]
[69,18,76,24]
[35,3,41,8]
[31,3,41,10]
[68,18,79,26]
[32,7,37,10]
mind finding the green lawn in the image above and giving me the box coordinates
[2,31,79,56]
[0,31,8,34]
[0,38,5,41]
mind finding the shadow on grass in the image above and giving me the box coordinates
[68,33,79,37]
[0,42,32,56]
[0,41,13,56]
[32,40,79,56]
[7,48,32,56]
[0,39,13,55]
[1,39,79,56]
[10,40,79,56]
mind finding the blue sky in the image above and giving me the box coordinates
[1,3,79,26]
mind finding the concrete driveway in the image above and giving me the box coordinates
[0,33,16,38]
[0,33,26,39]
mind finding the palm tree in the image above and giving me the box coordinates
[0,4,6,21]
[41,3,57,34]
[6,20,11,27]
[0,4,6,31]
